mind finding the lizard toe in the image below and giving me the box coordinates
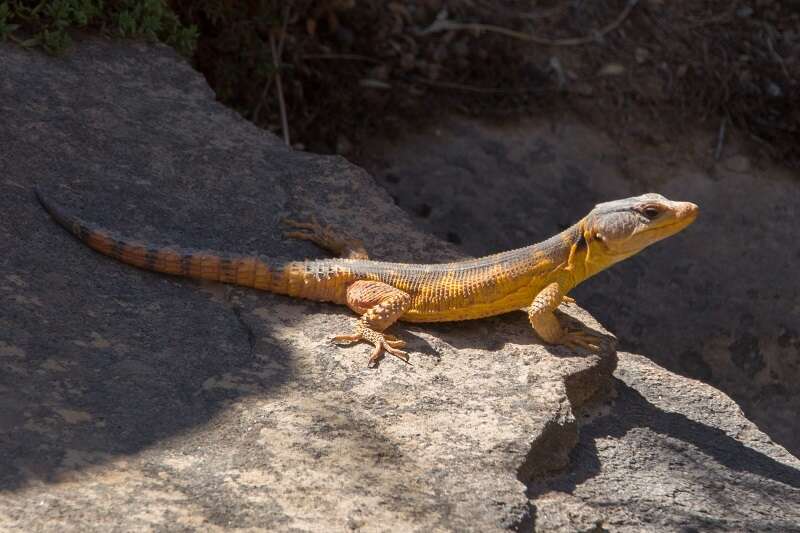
[331,333,362,345]
[382,333,407,348]
[561,329,601,351]
[367,343,383,367]
[283,217,336,246]
[383,342,409,362]
[284,229,315,241]
[282,216,320,230]
[384,339,407,349]
[367,341,409,367]
[333,326,410,367]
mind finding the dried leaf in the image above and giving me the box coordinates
[598,63,626,76]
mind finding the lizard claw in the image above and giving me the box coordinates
[332,326,410,367]
[368,340,409,367]
[560,329,601,351]
[283,218,330,241]
[283,216,321,230]
[381,333,407,348]
[283,216,368,260]
[283,216,329,241]
[331,333,362,345]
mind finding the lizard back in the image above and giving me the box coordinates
[36,189,579,323]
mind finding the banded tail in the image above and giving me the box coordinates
[35,188,311,297]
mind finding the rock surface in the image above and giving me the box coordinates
[2,38,799,533]
[532,352,800,532]
[0,39,615,531]
[359,118,800,458]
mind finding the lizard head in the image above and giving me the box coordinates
[582,193,698,264]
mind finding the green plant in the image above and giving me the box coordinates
[111,0,197,55]
[0,0,196,55]
[0,3,20,41]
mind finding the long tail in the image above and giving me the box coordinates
[35,187,297,294]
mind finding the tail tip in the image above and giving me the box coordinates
[34,185,60,219]
[34,185,46,204]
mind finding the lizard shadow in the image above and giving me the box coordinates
[402,309,614,360]
[312,306,611,368]
[527,378,800,522]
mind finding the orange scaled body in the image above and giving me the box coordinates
[37,190,698,366]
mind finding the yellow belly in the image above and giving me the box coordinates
[400,284,540,322]
[397,266,578,323]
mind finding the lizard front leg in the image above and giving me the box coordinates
[333,280,412,367]
[283,216,369,259]
[528,282,600,351]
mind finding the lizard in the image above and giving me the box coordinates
[35,189,698,366]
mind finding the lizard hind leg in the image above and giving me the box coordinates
[334,280,412,367]
[283,216,369,259]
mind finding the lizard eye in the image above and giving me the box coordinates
[641,206,660,220]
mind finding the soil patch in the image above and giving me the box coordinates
[174,0,799,167]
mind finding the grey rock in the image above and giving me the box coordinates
[359,118,800,458]
[3,37,799,533]
[531,352,800,532]
[0,40,615,531]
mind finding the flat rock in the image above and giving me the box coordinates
[0,40,615,531]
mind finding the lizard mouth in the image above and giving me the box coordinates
[646,217,694,235]
[643,202,699,237]
[609,204,698,256]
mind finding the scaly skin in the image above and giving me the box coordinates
[36,189,698,366]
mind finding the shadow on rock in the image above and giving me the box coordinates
[0,268,295,490]
[413,310,614,357]
[528,377,800,529]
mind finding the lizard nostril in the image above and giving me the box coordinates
[680,202,699,219]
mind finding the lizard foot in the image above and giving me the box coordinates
[332,324,409,367]
[283,216,327,239]
[561,295,576,305]
[559,329,601,351]
[283,217,368,259]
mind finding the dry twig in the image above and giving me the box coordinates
[270,30,291,147]
[714,115,728,161]
[418,0,639,46]
[414,77,550,94]
[301,53,382,63]
[253,2,293,124]
[686,0,739,29]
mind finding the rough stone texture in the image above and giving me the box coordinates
[531,352,800,532]
[0,40,616,531]
[359,118,800,458]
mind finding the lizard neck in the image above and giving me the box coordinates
[566,219,635,289]
[524,222,586,292]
